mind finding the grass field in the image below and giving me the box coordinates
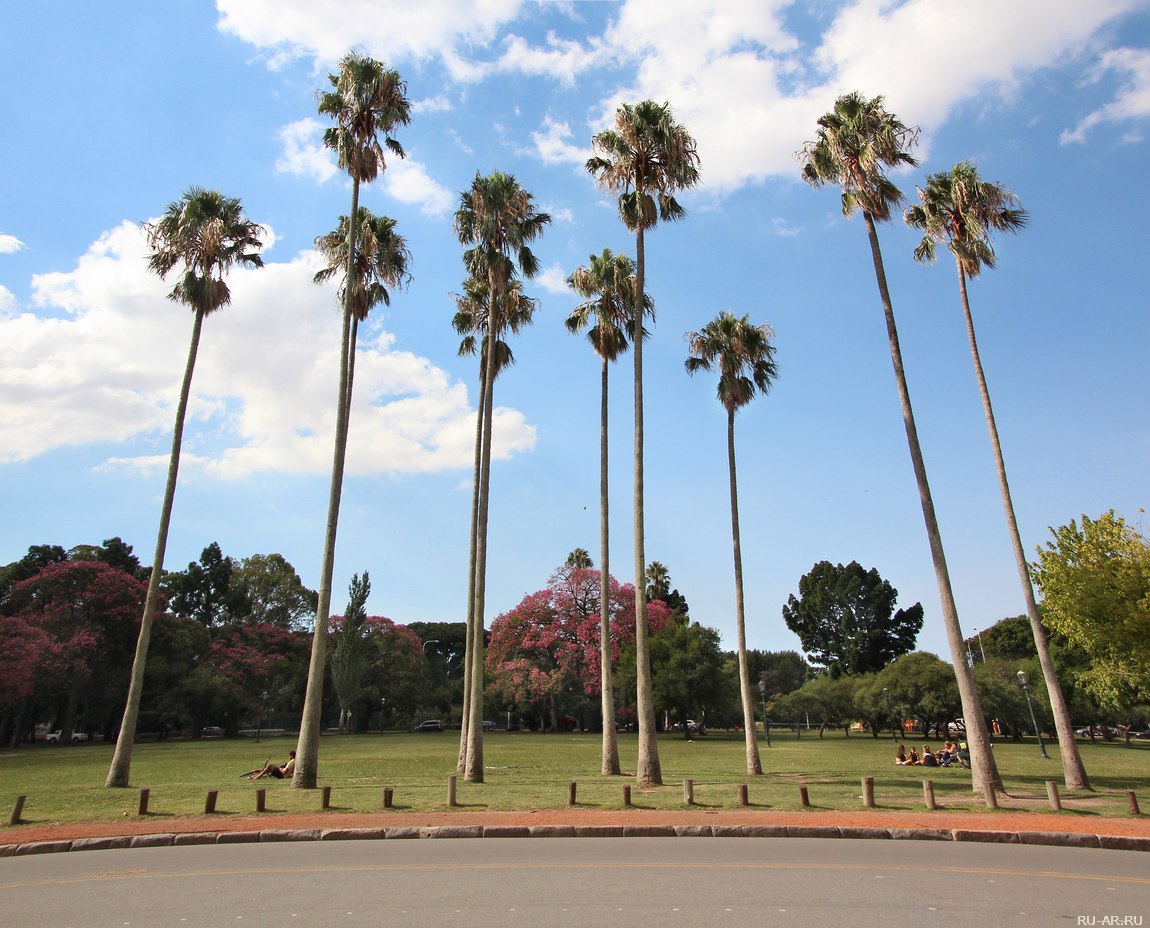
[2,731,1147,826]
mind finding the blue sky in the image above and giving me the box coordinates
[1,1,1147,666]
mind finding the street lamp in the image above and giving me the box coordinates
[1016,670,1050,759]
[256,691,267,743]
[380,697,386,736]
[883,687,896,741]
[757,679,771,748]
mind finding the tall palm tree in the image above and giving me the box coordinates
[295,52,410,789]
[454,171,550,782]
[451,273,535,772]
[587,101,700,788]
[799,92,1002,793]
[566,248,652,776]
[645,561,672,603]
[905,163,1089,790]
[105,187,263,787]
[685,312,778,775]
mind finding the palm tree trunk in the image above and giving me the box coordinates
[294,179,362,788]
[956,265,1089,789]
[632,226,661,788]
[465,291,499,783]
[458,357,487,772]
[105,308,205,787]
[600,355,621,775]
[862,212,1002,793]
[728,408,762,775]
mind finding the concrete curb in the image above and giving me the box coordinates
[3,824,1148,856]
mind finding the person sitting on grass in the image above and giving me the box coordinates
[906,746,920,765]
[921,745,938,768]
[245,751,296,780]
[895,744,908,765]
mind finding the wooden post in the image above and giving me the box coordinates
[861,776,874,808]
[137,788,150,817]
[799,785,810,807]
[923,780,937,811]
[982,783,999,810]
[447,775,457,808]
[383,787,393,808]
[568,781,577,806]
[204,789,218,814]
[622,784,631,807]
[1045,780,1062,811]
[683,778,694,805]
[1127,790,1141,815]
[9,795,26,826]
[256,788,266,813]
[321,785,332,809]
[738,784,748,807]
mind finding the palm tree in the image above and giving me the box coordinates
[685,312,778,776]
[295,52,410,789]
[451,273,535,772]
[645,561,671,603]
[566,248,652,776]
[799,92,1002,793]
[587,101,700,788]
[105,187,263,787]
[454,171,550,782]
[905,163,1089,790]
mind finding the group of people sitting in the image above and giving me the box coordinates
[895,741,968,768]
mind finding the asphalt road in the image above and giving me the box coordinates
[2,837,1148,927]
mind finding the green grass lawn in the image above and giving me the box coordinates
[2,730,1147,827]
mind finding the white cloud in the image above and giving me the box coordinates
[530,116,590,166]
[0,286,17,311]
[534,263,573,295]
[0,233,24,254]
[276,118,338,183]
[1061,47,1150,144]
[0,222,535,475]
[412,94,454,114]
[495,31,610,87]
[382,158,456,217]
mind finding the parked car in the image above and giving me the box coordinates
[199,726,224,738]
[482,720,497,732]
[414,719,445,732]
[45,730,88,744]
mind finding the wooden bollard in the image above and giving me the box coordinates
[1127,790,1141,815]
[204,789,218,814]
[861,776,875,808]
[447,775,457,807]
[568,781,577,806]
[683,778,694,805]
[137,788,150,816]
[383,787,394,808]
[9,795,26,825]
[799,785,810,807]
[738,784,749,807]
[321,785,332,809]
[1045,780,1062,811]
[256,788,266,812]
[982,783,999,810]
[622,784,631,807]
[923,780,937,811]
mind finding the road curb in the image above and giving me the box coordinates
[3,824,1147,856]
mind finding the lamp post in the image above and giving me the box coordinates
[1016,670,1050,759]
[883,687,896,741]
[256,691,267,743]
[757,679,771,748]
[380,697,386,736]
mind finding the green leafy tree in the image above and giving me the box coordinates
[454,171,550,782]
[1032,511,1150,708]
[799,92,1001,792]
[329,572,372,732]
[587,101,699,788]
[0,545,69,600]
[230,553,318,631]
[905,161,1087,789]
[106,187,263,788]
[296,51,411,789]
[875,652,962,739]
[686,311,779,774]
[782,560,923,677]
[163,542,247,628]
[566,247,651,775]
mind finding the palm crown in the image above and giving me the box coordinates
[145,186,264,316]
[904,160,1029,277]
[454,171,551,296]
[317,51,410,184]
[799,91,919,222]
[685,312,779,415]
[565,249,652,363]
[452,274,536,373]
[313,208,412,321]
[586,100,700,232]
